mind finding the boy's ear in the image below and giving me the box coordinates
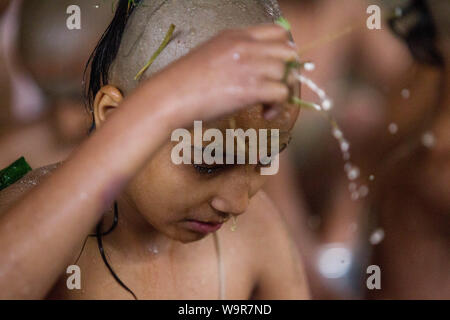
[93,85,123,128]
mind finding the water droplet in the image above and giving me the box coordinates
[358,185,369,197]
[348,182,357,192]
[401,88,410,99]
[317,89,326,100]
[369,228,385,245]
[232,52,240,61]
[303,62,315,71]
[308,81,318,92]
[388,123,398,134]
[369,175,375,181]
[421,132,435,148]
[231,216,237,232]
[351,191,360,201]
[148,244,159,254]
[317,245,352,279]
[340,141,350,153]
[347,167,360,181]
[333,128,343,139]
[322,99,333,111]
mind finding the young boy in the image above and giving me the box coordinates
[0,0,309,299]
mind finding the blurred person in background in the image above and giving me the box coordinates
[271,0,449,299]
[366,0,450,299]
[0,0,113,168]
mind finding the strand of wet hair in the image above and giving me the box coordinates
[96,209,138,300]
[73,201,137,299]
[73,202,120,265]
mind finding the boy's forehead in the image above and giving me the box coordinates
[109,0,282,94]
[193,104,299,140]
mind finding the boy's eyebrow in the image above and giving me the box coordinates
[189,133,292,161]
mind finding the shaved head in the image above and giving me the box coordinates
[109,0,283,94]
[89,0,298,134]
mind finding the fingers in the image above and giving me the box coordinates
[250,57,285,81]
[243,24,298,60]
[225,25,298,63]
[257,81,289,105]
[214,25,299,117]
[246,24,290,41]
[250,40,299,62]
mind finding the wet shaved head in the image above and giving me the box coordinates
[88,0,298,134]
[109,0,283,94]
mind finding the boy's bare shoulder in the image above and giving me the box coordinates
[242,190,288,236]
[0,163,61,213]
[233,191,309,299]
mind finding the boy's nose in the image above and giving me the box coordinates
[210,187,249,216]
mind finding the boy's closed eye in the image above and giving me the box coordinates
[193,163,226,175]
[191,142,289,175]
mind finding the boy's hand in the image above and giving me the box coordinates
[159,24,299,121]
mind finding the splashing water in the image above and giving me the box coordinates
[317,244,352,279]
[401,88,410,99]
[230,216,237,232]
[421,132,436,148]
[369,228,385,245]
[291,68,369,200]
[388,123,398,135]
[148,244,159,255]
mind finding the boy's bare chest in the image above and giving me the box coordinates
[48,235,256,299]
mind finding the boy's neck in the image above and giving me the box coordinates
[101,195,175,258]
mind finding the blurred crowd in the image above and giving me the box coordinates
[0,0,448,299]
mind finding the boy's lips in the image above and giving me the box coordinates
[183,219,223,234]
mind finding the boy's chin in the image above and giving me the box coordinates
[158,223,211,243]
[169,228,209,243]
